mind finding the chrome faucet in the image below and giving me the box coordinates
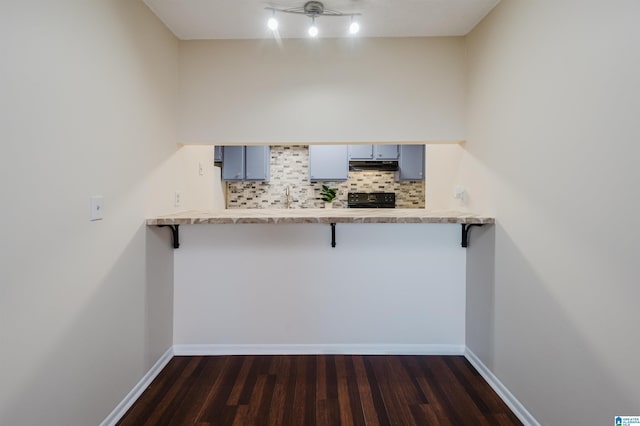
[285,186,292,209]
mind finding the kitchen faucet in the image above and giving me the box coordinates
[285,185,292,209]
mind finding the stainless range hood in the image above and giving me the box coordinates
[349,160,399,171]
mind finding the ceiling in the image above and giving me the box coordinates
[143,0,500,40]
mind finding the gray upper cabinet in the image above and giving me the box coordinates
[374,144,399,160]
[221,146,270,181]
[348,144,374,160]
[245,146,270,181]
[309,145,349,181]
[221,146,245,181]
[348,144,398,160]
[397,145,425,181]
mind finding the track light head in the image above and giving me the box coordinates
[308,16,318,37]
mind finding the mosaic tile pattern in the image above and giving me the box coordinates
[226,145,425,209]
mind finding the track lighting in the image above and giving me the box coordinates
[308,16,318,37]
[267,9,278,31]
[349,18,360,35]
[267,17,278,31]
[265,1,361,38]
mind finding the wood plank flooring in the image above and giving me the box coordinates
[117,355,522,426]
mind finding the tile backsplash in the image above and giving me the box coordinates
[226,145,425,209]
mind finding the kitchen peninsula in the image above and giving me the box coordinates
[146,144,495,359]
[147,208,494,249]
[158,210,492,357]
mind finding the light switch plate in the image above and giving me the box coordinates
[90,196,104,221]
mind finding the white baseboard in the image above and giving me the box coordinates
[172,343,465,356]
[100,347,174,426]
[464,348,539,426]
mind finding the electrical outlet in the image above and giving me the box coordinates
[89,196,104,221]
[453,185,466,204]
[174,191,182,207]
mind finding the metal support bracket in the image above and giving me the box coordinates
[158,224,180,249]
[330,223,336,248]
[461,224,483,248]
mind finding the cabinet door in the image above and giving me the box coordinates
[348,144,373,160]
[397,145,425,181]
[245,146,270,181]
[221,146,245,181]
[309,145,349,181]
[374,144,399,160]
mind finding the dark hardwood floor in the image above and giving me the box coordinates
[117,355,522,426]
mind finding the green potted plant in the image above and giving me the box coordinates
[320,185,338,208]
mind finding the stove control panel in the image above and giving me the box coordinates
[347,192,396,208]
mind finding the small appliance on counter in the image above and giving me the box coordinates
[347,192,396,208]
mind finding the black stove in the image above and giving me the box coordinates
[347,192,396,208]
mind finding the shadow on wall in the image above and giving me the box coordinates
[465,223,495,367]
[145,226,174,367]
[467,223,638,425]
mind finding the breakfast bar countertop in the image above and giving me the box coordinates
[146,209,495,225]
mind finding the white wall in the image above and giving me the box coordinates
[425,144,466,211]
[181,145,225,211]
[0,1,179,424]
[465,1,640,424]
[147,145,225,214]
[171,37,471,354]
[178,38,467,144]
[174,224,466,349]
